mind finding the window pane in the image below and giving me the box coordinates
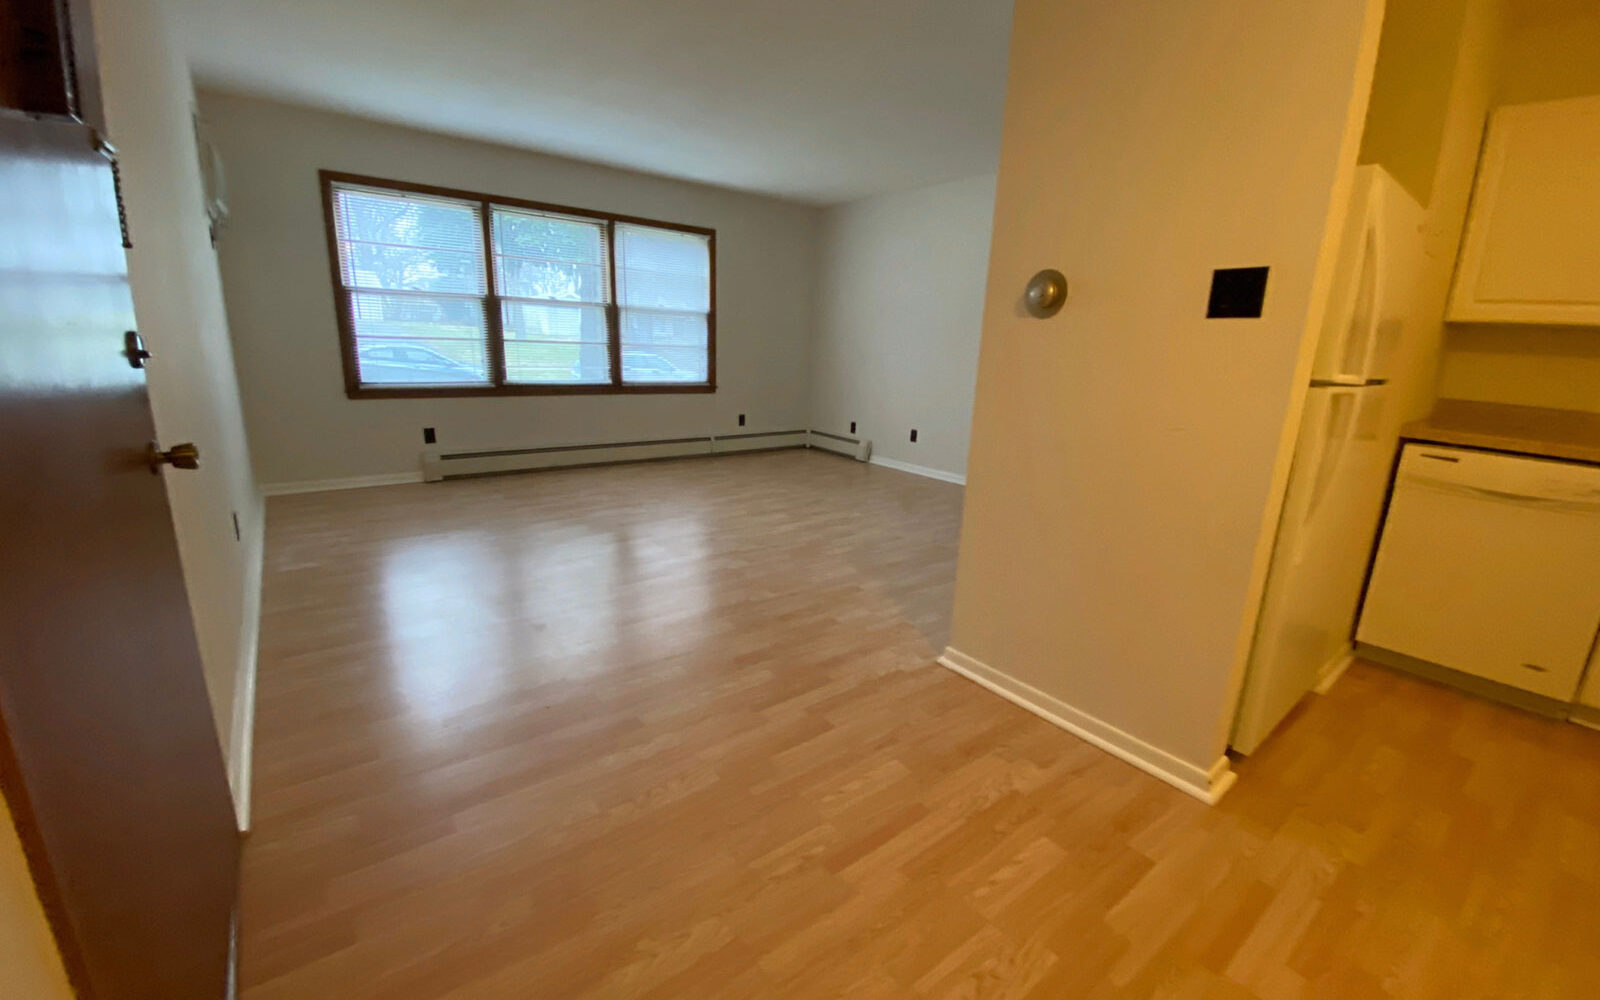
[492,208,609,304]
[333,186,485,294]
[620,345,709,383]
[339,243,484,295]
[620,308,708,348]
[502,300,611,384]
[616,223,710,384]
[620,309,708,383]
[349,291,489,385]
[615,223,710,312]
[495,256,609,303]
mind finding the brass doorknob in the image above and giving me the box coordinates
[148,442,200,473]
[1024,269,1068,318]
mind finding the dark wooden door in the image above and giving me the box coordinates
[0,114,241,998]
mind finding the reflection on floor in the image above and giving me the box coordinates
[240,450,1600,999]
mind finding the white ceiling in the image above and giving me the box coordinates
[174,0,1014,205]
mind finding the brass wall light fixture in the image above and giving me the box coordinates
[1024,269,1068,318]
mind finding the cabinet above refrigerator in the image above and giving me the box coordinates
[1448,94,1600,327]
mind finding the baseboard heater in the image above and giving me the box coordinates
[421,429,872,482]
[806,430,873,462]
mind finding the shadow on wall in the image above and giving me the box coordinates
[1356,0,1471,206]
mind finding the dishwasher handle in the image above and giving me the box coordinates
[1407,475,1600,515]
[1399,444,1600,507]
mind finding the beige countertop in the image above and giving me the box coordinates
[1402,399,1600,465]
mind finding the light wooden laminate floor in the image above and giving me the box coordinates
[239,450,1600,999]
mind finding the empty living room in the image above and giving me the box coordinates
[5,0,1600,998]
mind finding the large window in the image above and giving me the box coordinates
[320,171,716,397]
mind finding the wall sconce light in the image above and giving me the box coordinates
[1024,269,1068,318]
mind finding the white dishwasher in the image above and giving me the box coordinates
[1357,443,1600,700]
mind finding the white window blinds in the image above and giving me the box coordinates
[492,207,612,385]
[330,185,491,386]
[615,223,712,384]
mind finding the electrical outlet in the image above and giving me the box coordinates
[909,429,918,443]
[423,427,437,444]
[850,421,856,434]
[738,413,746,426]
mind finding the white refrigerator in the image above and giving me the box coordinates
[1231,165,1426,755]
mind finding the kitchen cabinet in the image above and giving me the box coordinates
[1356,444,1600,700]
[1447,94,1600,326]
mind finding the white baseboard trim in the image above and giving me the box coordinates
[227,503,266,833]
[1313,648,1354,695]
[267,444,896,496]
[261,472,424,496]
[806,431,872,462]
[937,647,1237,804]
[869,455,966,485]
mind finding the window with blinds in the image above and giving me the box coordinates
[616,223,713,384]
[493,208,612,385]
[321,172,715,397]
[330,185,491,386]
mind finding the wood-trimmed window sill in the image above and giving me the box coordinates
[345,383,717,400]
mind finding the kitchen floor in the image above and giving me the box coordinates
[239,450,1600,999]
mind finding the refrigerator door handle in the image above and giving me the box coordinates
[1355,195,1388,382]
[1321,243,1363,385]
[1294,389,1359,562]
[1336,210,1383,383]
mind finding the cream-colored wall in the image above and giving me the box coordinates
[199,92,820,487]
[1436,325,1600,409]
[93,0,263,824]
[1,797,74,1000]
[947,0,1384,775]
[1358,0,1470,206]
[1432,3,1600,412]
[810,174,996,479]
[1499,4,1600,104]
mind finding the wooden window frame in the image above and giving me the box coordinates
[319,170,717,399]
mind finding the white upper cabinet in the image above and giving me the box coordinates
[1448,94,1600,326]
